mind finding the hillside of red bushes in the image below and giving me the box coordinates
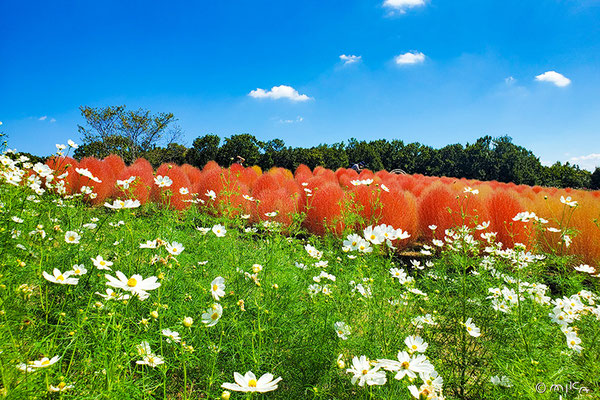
[43,155,600,265]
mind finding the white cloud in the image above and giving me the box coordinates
[339,54,362,65]
[394,51,426,65]
[505,76,516,85]
[567,153,600,171]
[383,0,425,12]
[50,118,56,123]
[38,116,47,121]
[535,71,571,87]
[279,116,304,124]
[249,85,312,101]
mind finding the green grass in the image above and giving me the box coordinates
[0,178,599,399]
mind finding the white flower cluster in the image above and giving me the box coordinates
[343,224,410,253]
[346,335,444,399]
[549,291,599,353]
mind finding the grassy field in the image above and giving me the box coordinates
[1,153,599,399]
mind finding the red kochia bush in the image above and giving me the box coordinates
[193,166,225,208]
[486,190,533,249]
[295,164,313,183]
[181,164,203,187]
[568,194,600,265]
[116,160,154,204]
[304,183,345,236]
[417,184,458,239]
[151,164,192,210]
[45,156,79,194]
[76,157,117,205]
[104,155,126,177]
[378,188,419,249]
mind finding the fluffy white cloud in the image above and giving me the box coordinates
[38,116,47,121]
[50,118,56,123]
[249,85,311,101]
[535,71,571,87]
[567,153,600,171]
[505,76,516,85]
[339,54,362,65]
[383,0,425,11]
[395,51,426,65]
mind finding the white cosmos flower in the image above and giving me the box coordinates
[179,187,189,195]
[334,321,351,340]
[560,196,578,207]
[95,288,130,301]
[136,353,164,367]
[205,190,217,200]
[91,256,113,271]
[464,318,481,337]
[201,303,223,327]
[211,276,226,301]
[105,271,160,300]
[305,244,323,259]
[347,356,387,387]
[64,231,81,244]
[221,371,282,393]
[67,139,78,149]
[104,199,141,209]
[43,268,79,285]
[574,264,596,274]
[166,241,185,255]
[162,328,181,343]
[75,168,102,183]
[464,186,479,195]
[196,227,211,235]
[212,224,227,237]
[29,355,61,369]
[343,233,362,251]
[377,351,434,381]
[139,240,158,249]
[49,382,74,392]
[71,264,87,275]
[242,194,255,201]
[405,335,428,353]
[364,225,385,245]
[265,211,278,217]
[357,239,372,253]
[154,175,173,187]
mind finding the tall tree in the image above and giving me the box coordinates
[185,134,221,168]
[75,105,182,163]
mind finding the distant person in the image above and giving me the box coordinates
[236,156,245,166]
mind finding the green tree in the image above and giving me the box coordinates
[185,134,221,168]
[75,105,182,163]
[591,167,600,190]
[216,134,262,166]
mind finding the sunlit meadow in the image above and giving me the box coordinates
[0,140,599,400]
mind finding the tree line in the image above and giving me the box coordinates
[32,105,600,190]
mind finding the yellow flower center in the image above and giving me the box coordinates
[248,379,257,387]
[74,269,80,274]
[467,327,472,331]
[213,284,219,291]
[401,361,410,369]
[127,278,137,287]
[412,345,418,350]
[100,261,105,266]
[56,275,64,282]
[370,235,375,240]
[211,312,219,320]
[68,236,75,241]
[58,382,66,389]
[42,360,50,366]
[362,369,369,375]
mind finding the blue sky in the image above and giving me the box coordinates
[1,0,600,170]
